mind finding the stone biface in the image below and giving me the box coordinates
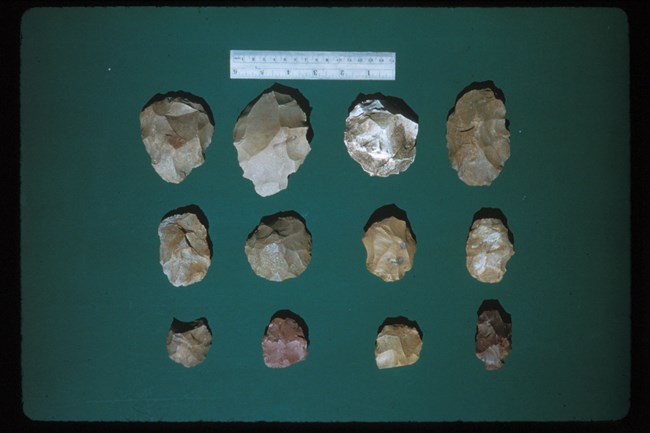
[344,97,418,177]
[166,317,212,368]
[362,216,416,282]
[446,88,510,186]
[375,323,422,369]
[245,214,312,282]
[140,95,213,183]
[261,316,308,368]
[466,217,514,283]
[475,308,512,370]
[233,90,311,197]
[159,212,211,287]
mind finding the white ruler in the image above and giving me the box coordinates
[230,50,396,80]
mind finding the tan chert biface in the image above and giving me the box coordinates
[475,309,512,370]
[245,215,312,282]
[261,316,308,368]
[344,98,418,177]
[166,318,212,368]
[362,216,416,282]
[375,323,422,369]
[234,90,311,197]
[140,96,213,183]
[466,218,514,283]
[446,88,510,186]
[159,212,211,287]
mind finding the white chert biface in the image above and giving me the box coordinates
[233,90,311,197]
[446,88,510,186]
[245,215,312,282]
[374,323,422,369]
[362,216,416,282]
[140,96,213,184]
[465,218,514,283]
[166,319,212,368]
[344,98,418,177]
[158,212,211,287]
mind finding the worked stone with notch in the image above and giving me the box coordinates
[159,212,211,287]
[362,216,416,282]
[166,317,212,368]
[344,97,418,177]
[475,307,512,370]
[466,218,514,283]
[261,316,308,368]
[446,88,510,186]
[140,95,213,183]
[375,323,422,369]
[245,214,312,282]
[233,89,311,197]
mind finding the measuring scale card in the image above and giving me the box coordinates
[230,50,396,80]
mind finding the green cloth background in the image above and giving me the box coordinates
[20,7,629,421]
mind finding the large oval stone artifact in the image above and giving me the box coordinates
[166,317,212,368]
[446,87,510,186]
[233,87,311,197]
[466,217,514,283]
[245,212,312,282]
[261,313,309,368]
[140,94,214,183]
[362,211,416,282]
[344,95,418,177]
[475,301,512,370]
[158,210,211,287]
[375,320,422,369]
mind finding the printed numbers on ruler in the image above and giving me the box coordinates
[230,50,396,81]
